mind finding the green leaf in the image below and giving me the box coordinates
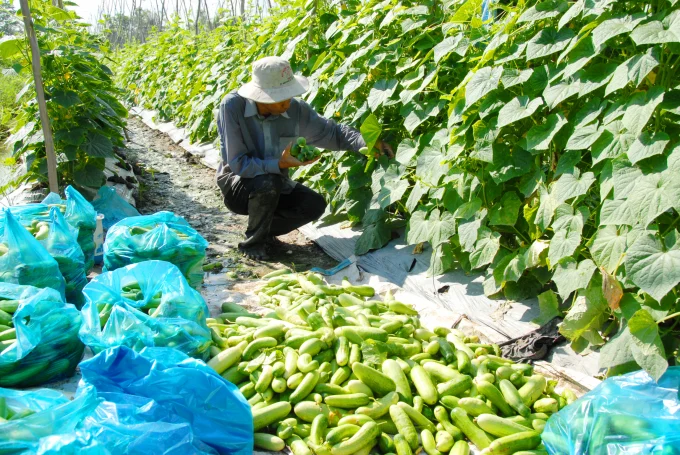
[599,199,637,226]
[360,113,382,152]
[590,121,636,164]
[489,192,521,226]
[522,113,568,152]
[454,197,482,220]
[343,73,367,99]
[0,36,23,60]
[500,68,533,89]
[543,79,580,110]
[428,243,456,277]
[367,79,398,112]
[518,0,568,24]
[625,232,680,301]
[526,28,575,61]
[497,96,544,128]
[532,290,563,325]
[405,181,426,213]
[525,243,549,275]
[605,48,660,96]
[621,86,665,137]
[628,309,668,381]
[404,99,443,134]
[592,13,646,47]
[555,150,581,177]
[588,226,628,274]
[74,161,106,188]
[553,258,597,300]
[459,218,483,252]
[560,273,608,341]
[51,90,82,108]
[566,121,602,151]
[535,185,557,231]
[552,169,596,204]
[558,0,584,30]
[470,118,499,163]
[416,145,447,186]
[627,173,678,225]
[433,34,469,63]
[375,170,409,209]
[395,138,419,165]
[469,227,501,269]
[428,208,457,248]
[548,205,587,265]
[503,251,527,283]
[627,131,669,165]
[83,132,114,158]
[577,64,616,98]
[599,322,635,370]
[355,209,391,255]
[406,208,431,245]
[630,10,680,45]
[465,66,503,107]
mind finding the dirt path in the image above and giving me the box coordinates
[119,117,337,279]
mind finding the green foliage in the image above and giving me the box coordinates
[116,0,680,379]
[1,1,127,197]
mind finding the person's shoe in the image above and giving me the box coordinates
[238,242,269,261]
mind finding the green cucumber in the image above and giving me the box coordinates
[476,414,533,437]
[421,429,442,455]
[324,393,370,408]
[393,433,413,455]
[382,359,413,404]
[396,402,436,432]
[290,371,320,404]
[389,404,418,450]
[409,365,438,405]
[355,391,398,419]
[252,402,292,431]
[254,433,285,451]
[499,379,531,418]
[487,430,542,454]
[449,407,492,449]
[330,421,379,455]
[476,380,515,417]
[352,362,396,397]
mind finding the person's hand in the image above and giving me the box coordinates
[376,140,395,159]
[279,143,321,169]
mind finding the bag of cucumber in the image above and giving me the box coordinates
[43,186,97,272]
[0,283,84,388]
[205,270,584,455]
[0,211,67,299]
[103,211,208,289]
[79,260,212,359]
[2,205,88,308]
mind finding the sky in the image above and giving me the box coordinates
[70,0,223,23]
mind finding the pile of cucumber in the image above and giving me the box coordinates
[205,271,578,455]
[291,138,321,162]
[96,281,165,327]
[0,396,35,423]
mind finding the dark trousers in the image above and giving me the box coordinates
[217,172,326,247]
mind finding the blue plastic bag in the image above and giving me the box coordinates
[0,283,84,387]
[543,367,680,454]
[79,260,212,359]
[91,186,140,231]
[103,211,207,289]
[0,210,66,298]
[34,432,110,455]
[0,387,100,454]
[43,186,97,272]
[76,346,253,455]
[1,204,87,307]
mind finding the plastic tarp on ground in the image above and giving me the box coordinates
[103,211,207,289]
[43,186,97,272]
[0,346,253,455]
[543,367,680,454]
[0,283,84,388]
[79,260,212,359]
[0,210,66,299]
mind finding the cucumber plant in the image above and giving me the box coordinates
[116,0,680,379]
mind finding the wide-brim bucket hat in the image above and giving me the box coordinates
[238,56,310,104]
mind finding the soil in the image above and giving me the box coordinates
[119,117,337,280]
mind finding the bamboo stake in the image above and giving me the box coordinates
[19,0,58,194]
